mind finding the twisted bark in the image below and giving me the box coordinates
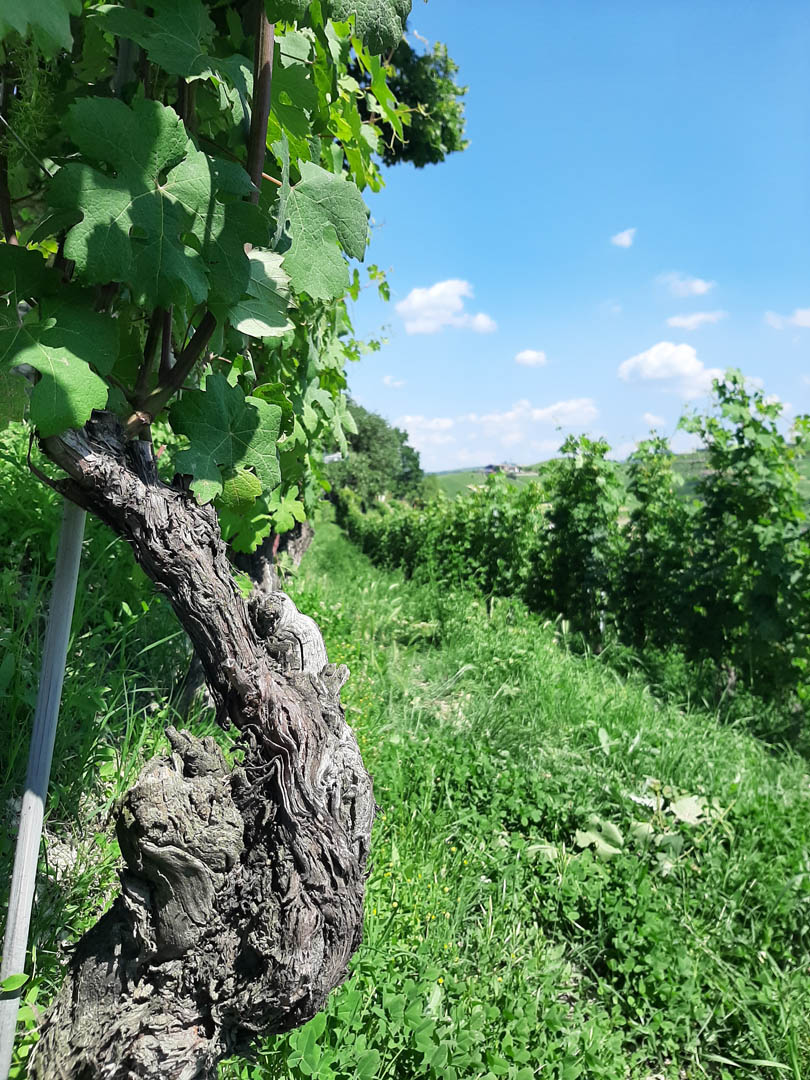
[29,413,375,1079]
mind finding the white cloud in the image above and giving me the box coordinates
[395,414,455,452]
[611,227,636,248]
[658,272,716,298]
[764,308,810,330]
[643,411,666,427]
[395,279,497,335]
[515,348,548,367]
[666,310,728,330]
[382,375,405,388]
[669,429,703,455]
[467,397,598,431]
[599,299,623,316]
[408,398,600,470]
[618,341,722,400]
[531,398,599,425]
[609,441,637,461]
[397,414,454,431]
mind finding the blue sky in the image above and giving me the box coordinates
[347,0,810,471]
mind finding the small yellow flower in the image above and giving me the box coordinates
[437,977,444,984]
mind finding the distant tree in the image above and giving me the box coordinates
[327,401,424,505]
[380,38,468,167]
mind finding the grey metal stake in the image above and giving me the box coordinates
[0,499,86,1079]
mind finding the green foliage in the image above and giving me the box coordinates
[0,0,79,57]
[539,434,624,641]
[169,374,282,503]
[48,96,258,306]
[681,371,810,697]
[619,435,692,648]
[381,38,468,167]
[338,375,810,738]
[0,247,119,435]
[281,162,369,298]
[0,0,469,550]
[326,399,424,504]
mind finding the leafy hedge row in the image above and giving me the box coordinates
[337,372,810,725]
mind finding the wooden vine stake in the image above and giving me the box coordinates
[0,499,86,1078]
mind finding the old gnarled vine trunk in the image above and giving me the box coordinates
[29,413,375,1080]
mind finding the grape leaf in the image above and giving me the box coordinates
[332,0,410,55]
[218,497,273,553]
[0,245,59,316]
[282,162,368,299]
[268,488,306,532]
[170,374,282,503]
[265,0,410,53]
[0,0,80,55]
[264,0,308,24]
[222,250,292,338]
[218,467,263,511]
[0,370,28,429]
[49,98,254,307]
[96,0,215,79]
[0,298,118,436]
[273,50,318,138]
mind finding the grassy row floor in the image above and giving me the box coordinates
[2,452,809,1078]
[233,523,810,1080]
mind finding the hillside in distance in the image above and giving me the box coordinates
[433,449,810,504]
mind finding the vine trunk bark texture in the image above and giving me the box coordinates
[29,413,375,1080]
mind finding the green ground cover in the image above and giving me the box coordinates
[3,433,809,1079]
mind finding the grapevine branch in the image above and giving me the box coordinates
[127,310,217,433]
[0,82,18,245]
[247,12,275,204]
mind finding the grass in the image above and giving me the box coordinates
[226,523,810,1080]
[2,430,809,1078]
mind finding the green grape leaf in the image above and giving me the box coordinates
[170,374,282,503]
[272,51,318,138]
[218,467,263,511]
[0,299,118,436]
[0,0,80,55]
[96,0,215,79]
[265,0,409,53]
[264,0,309,23]
[223,249,292,338]
[331,0,409,53]
[49,98,253,307]
[267,488,307,533]
[218,497,273,553]
[0,370,28,429]
[282,162,368,299]
[0,246,59,318]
